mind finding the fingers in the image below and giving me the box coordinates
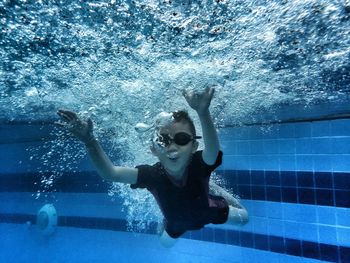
[182,89,194,102]
[57,109,78,121]
[208,87,215,100]
[182,87,215,104]
[87,118,93,130]
[54,120,67,127]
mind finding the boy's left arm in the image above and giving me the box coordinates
[197,108,220,165]
[183,87,220,165]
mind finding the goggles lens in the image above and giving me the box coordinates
[158,132,201,146]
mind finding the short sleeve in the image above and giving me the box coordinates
[193,150,223,174]
[130,164,156,190]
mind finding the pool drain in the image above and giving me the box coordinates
[36,204,57,235]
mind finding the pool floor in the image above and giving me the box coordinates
[0,223,330,263]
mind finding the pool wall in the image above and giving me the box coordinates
[218,117,350,262]
[0,116,349,262]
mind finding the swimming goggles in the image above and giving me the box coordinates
[157,132,202,147]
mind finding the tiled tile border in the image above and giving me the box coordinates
[2,170,349,208]
[219,170,350,208]
[0,172,108,193]
[1,213,348,262]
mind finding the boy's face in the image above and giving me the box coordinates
[152,120,198,178]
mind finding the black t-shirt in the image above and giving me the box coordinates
[131,150,223,230]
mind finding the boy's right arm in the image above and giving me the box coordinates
[84,138,138,184]
[57,109,138,184]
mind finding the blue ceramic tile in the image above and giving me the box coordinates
[250,170,265,185]
[236,141,251,155]
[238,185,252,199]
[283,221,300,239]
[333,172,350,190]
[264,155,281,170]
[311,121,331,137]
[221,141,237,155]
[332,155,350,172]
[250,156,267,170]
[294,123,312,138]
[285,238,302,256]
[265,171,281,186]
[263,140,279,154]
[281,171,297,187]
[281,187,298,203]
[312,138,332,154]
[147,223,158,235]
[251,186,266,200]
[340,246,350,263]
[214,228,227,244]
[190,229,202,241]
[336,207,350,227]
[227,155,252,170]
[202,227,214,242]
[231,127,251,140]
[296,155,314,171]
[297,206,317,223]
[318,225,337,244]
[249,126,266,140]
[313,155,332,172]
[240,231,254,248]
[314,172,333,189]
[335,190,350,208]
[0,213,35,224]
[108,219,126,233]
[331,137,350,154]
[315,189,334,206]
[319,243,339,262]
[337,226,350,246]
[331,119,350,136]
[268,218,284,236]
[182,232,191,239]
[227,230,240,246]
[266,186,282,202]
[223,170,238,186]
[302,240,320,259]
[250,202,267,217]
[237,170,251,185]
[278,139,296,154]
[253,233,269,250]
[278,123,295,139]
[297,171,314,188]
[317,206,336,225]
[219,127,236,140]
[279,155,297,171]
[249,140,264,154]
[269,235,285,253]
[261,126,280,139]
[298,188,315,205]
[296,138,313,154]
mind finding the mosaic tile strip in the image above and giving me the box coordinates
[1,170,349,208]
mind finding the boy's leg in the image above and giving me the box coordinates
[209,182,249,225]
[209,182,242,208]
[226,205,249,225]
[159,229,177,248]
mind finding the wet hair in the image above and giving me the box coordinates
[172,110,197,137]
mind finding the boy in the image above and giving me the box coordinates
[57,87,248,247]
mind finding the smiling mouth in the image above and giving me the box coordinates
[166,152,179,160]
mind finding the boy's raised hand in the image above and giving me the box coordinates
[182,86,215,115]
[56,109,95,144]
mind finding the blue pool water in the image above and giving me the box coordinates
[1,0,350,262]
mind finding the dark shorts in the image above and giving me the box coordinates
[165,195,229,239]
